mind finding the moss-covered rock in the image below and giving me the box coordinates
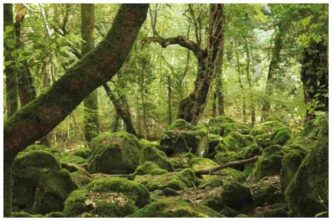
[251,121,285,136]
[254,203,289,217]
[70,168,92,187]
[134,168,198,191]
[221,181,253,213]
[222,168,246,182]
[169,119,196,130]
[169,153,195,170]
[189,157,217,171]
[130,198,221,217]
[134,161,167,175]
[214,151,239,164]
[140,146,173,171]
[285,132,328,217]
[63,177,149,217]
[250,145,286,181]
[70,147,92,159]
[207,134,223,158]
[280,146,307,191]
[160,121,209,157]
[217,132,254,152]
[239,143,262,159]
[13,149,77,214]
[88,132,141,174]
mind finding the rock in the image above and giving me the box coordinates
[280,146,307,191]
[169,119,196,130]
[13,149,77,214]
[63,177,149,217]
[251,121,285,136]
[239,143,262,159]
[140,146,173,171]
[160,120,209,157]
[254,203,289,217]
[70,147,92,159]
[134,168,198,191]
[161,187,179,196]
[285,129,328,217]
[134,161,167,175]
[249,175,284,207]
[208,117,251,136]
[189,157,217,171]
[217,132,254,152]
[221,181,253,213]
[70,168,92,187]
[88,132,141,174]
[129,198,221,217]
[207,134,223,158]
[169,153,195,170]
[250,145,286,181]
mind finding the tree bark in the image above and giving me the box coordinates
[261,29,283,121]
[4,4,18,118]
[81,4,99,143]
[300,41,328,123]
[4,5,148,216]
[244,38,256,127]
[103,83,138,136]
[167,75,173,124]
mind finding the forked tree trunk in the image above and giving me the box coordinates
[4,5,148,216]
[300,41,328,123]
[81,4,99,143]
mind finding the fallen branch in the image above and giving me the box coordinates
[195,155,259,175]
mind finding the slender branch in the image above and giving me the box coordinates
[142,35,206,59]
[195,155,259,175]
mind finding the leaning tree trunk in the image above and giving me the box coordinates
[4,5,148,216]
[261,29,282,121]
[178,4,225,124]
[103,83,138,136]
[81,4,99,143]
[300,41,328,123]
[4,4,18,118]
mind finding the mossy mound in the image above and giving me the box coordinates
[160,121,209,157]
[207,134,223,158]
[13,149,77,214]
[130,198,221,217]
[208,116,236,126]
[139,138,159,148]
[70,147,92,159]
[189,157,217,171]
[63,177,149,217]
[214,151,239,164]
[285,131,328,217]
[134,161,167,175]
[70,168,92,187]
[140,146,173,171]
[169,153,195,170]
[280,146,307,191]
[239,143,262,159]
[210,123,252,137]
[250,145,286,181]
[221,181,253,213]
[134,168,198,191]
[251,121,285,136]
[217,131,254,152]
[169,119,196,130]
[88,132,141,174]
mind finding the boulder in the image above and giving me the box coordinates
[130,198,221,217]
[88,132,141,174]
[217,132,254,152]
[63,177,149,217]
[134,161,167,175]
[140,146,173,171]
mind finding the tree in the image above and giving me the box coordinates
[4,4,19,118]
[144,4,225,124]
[81,4,99,143]
[4,4,149,216]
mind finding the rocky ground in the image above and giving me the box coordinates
[10,116,328,217]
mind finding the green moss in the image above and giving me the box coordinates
[11,211,43,217]
[130,198,221,217]
[251,121,285,136]
[207,134,223,158]
[239,143,262,159]
[88,131,141,174]
[253,123,291,149]
[134,161,167,175]
[285,134,328,217]
[199,175,224,188]
[214,151,239,164]
[221,181,253,213]
[140,146,173,171]
[70,147,92,159]
[64,177,149,217]
[254,203,289,217]
[189,157,217,171]
[139,138,159,148]
[222,168,246,182]
[169,153,195,170]
[250,145,286,181]
[280,147,307,191]
[70,168,92,187]
[217,132,254,152]
[45,211,65,217]
[169,119,195,130]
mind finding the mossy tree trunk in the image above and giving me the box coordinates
[144,4,225,125]
[244,38,255,127]
[4,4,18,118]
[81,4,99,143]
[4,4,149,216]
[261,29,283,121]
[300,41,328,123]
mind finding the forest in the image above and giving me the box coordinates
[3,3,328,218]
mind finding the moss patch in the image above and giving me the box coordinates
[140,146,173,171]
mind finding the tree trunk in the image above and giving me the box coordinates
[81,4,99,143]
[244,39,255,127]
[178,4,225,124]
[111,112,120,132]
[103,83,138,136]
[4,4,18,118]
[167,75,172,124]
[215,56,225,116]
[4,5,148,216]
[261,30,282,121]
[235,41,247,123]
[300,41,328,123]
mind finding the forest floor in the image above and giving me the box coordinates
[10,116,328,217]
